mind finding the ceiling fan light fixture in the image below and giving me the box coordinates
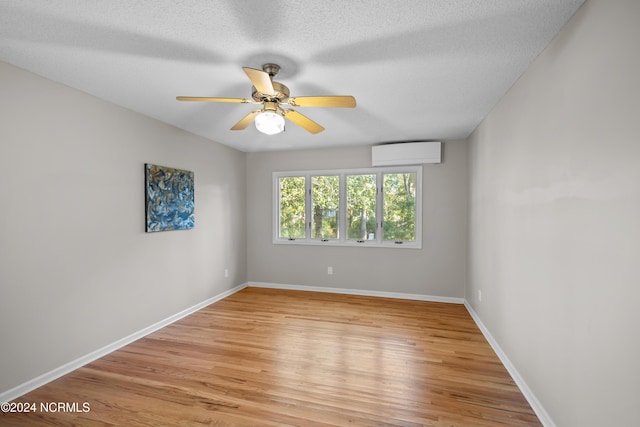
[255,111,285,135]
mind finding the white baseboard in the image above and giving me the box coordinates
[464,301,555,427]
[0,282,248,403]
[248,281,465,304]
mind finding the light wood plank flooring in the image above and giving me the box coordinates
[1,287,541,426]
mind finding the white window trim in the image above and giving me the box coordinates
[273,166,422,249]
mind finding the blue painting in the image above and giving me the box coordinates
[145,164,194,232]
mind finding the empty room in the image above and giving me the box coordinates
[0,1,638,426]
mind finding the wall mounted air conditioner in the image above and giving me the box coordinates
[371,141,442,166]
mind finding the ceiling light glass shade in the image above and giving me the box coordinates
[255,111,285,135]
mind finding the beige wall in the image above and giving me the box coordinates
[246,142,468,297]
[466,0,640,425]
[0,62,247,394]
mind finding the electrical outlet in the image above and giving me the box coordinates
[478,290,482,302]
[224,269,229,278]
[327,266,333,275]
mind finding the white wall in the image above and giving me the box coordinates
[466,0,640,425]
[246,142,468,297]
[0,62,247,394]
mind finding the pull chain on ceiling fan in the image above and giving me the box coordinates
[177,63,356,135]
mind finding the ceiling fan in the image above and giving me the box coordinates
[176,63,356,135]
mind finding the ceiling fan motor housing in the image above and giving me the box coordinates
[252,81,290,103]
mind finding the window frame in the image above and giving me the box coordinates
[273,166,422,249]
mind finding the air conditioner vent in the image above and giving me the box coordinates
[372,141,441,166]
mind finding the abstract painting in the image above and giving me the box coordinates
[145,163,194,232]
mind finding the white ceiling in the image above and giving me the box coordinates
[0,0,584,152]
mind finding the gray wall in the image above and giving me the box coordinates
[466,0,640,425]
[5,1,637,423]
[0,62,247,394]
[246,143,468,297]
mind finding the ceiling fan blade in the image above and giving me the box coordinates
[176,96,253,103]
[283,110,325,134]
[288,96,356,108]
[230,110,261,130]
[242,67,275,95]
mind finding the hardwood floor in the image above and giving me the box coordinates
[1,287,541,426]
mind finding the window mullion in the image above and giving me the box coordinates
[305,174,312,240]
[338,173,346,242]
[376,172,383,244]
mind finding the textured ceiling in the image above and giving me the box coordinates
[0,0,584,152]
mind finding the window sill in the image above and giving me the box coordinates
[272,239,422,249]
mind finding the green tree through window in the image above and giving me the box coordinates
[278,176,306,239]
[311,175,339,239]
[347,174,377,240]
[383,173,416,241]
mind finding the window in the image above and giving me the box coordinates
[278,176,306,239]
[274,166,422,248]
[346,174,376,241]
[311,175,339,240]
[383,172,417,242]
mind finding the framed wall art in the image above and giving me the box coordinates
[144,163,194,232]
